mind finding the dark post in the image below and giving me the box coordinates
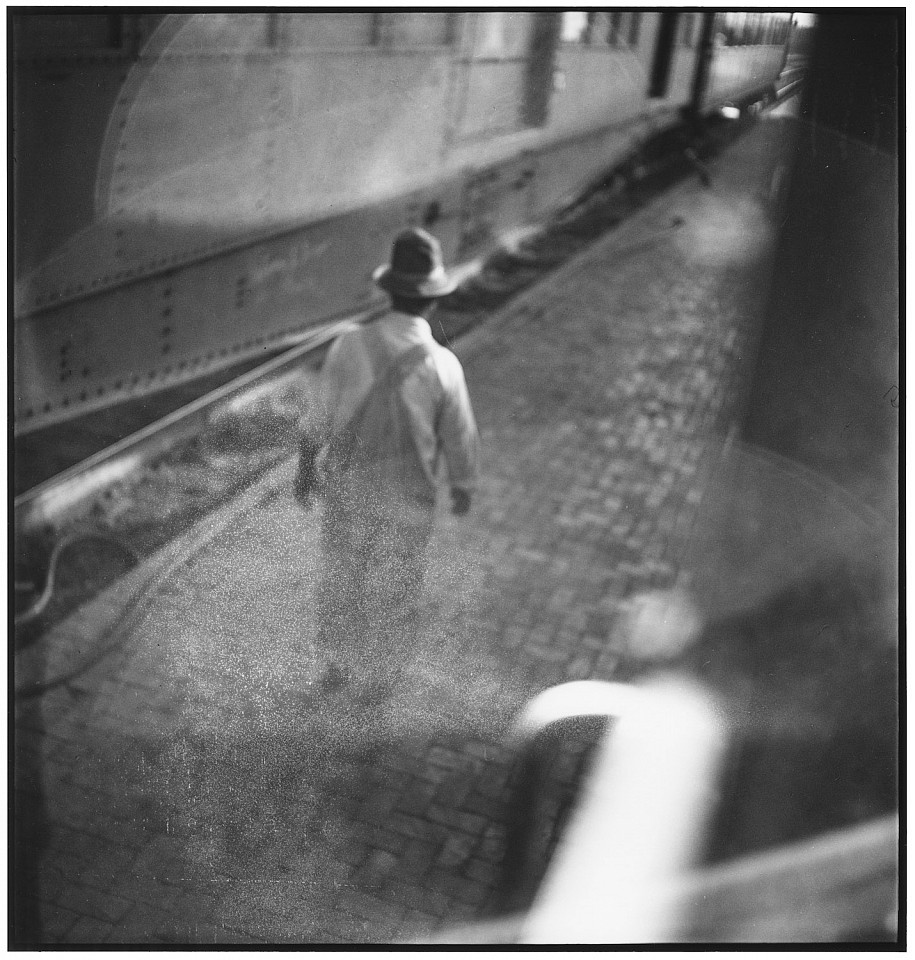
[522,12,561,129]
[689,12,717,117]
[649,13,680,98]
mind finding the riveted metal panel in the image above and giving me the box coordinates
[15,173,464,434]
[19,35,454,318]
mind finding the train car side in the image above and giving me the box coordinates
[13,11,791,435]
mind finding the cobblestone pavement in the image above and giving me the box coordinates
[14,115,796,945]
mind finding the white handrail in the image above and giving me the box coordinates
[521,676,727,943]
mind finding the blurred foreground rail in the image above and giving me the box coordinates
[417,814,898,943]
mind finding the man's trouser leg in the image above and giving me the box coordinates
[315,488,433,702]
[356,506,433,704]
[315,496,370,687]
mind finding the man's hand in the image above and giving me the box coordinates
[294,436,320,509]
[451,488,471,516]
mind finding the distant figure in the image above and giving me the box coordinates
[296,228,481,705]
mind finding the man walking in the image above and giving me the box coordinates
[297,227,480,706]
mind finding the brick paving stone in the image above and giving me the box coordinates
[128,846,210,886]
[394,781,439,817]
[385,811,439,843]
[47,796,148,852]
[476,823,507,862]
[55,884,134,926]
[425,805,488,836]
[357,825,408,858]
[460,788,509,824]
[363,848,401,876]
[437,832,478,868]
[389,836,439,877]
[199,924,271,946]
[65,914,116,944]
[42,847,106,889]
[105,903,199,944]
[382,750,425,777]
[426,745,463,770]
[14,726,56,763]
[36,903,81,942]
[31,860,73,907]
[464,740,510,765]
[471,763,512,797]
[374,877,433,914]
[117,874,200,913]
[463,856,499,886]
[381,878,459,921]
[432,772,475,810]
[336,889,405,926]
[395,909,440,941]
[331,840,370,870]
[423,867,490,908]
[44,824,139,876]
[218,889,314,940]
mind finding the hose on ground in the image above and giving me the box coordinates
[14,530,141,628]
[14,459,288,700]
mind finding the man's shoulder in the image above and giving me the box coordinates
[418,334,456,362]
[426,342,468,388]
[331,322,382,357]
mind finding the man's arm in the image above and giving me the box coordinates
[450,487,472,516]
[301,333,356,441]
[437,354,481,515]
[294,338,345,506]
